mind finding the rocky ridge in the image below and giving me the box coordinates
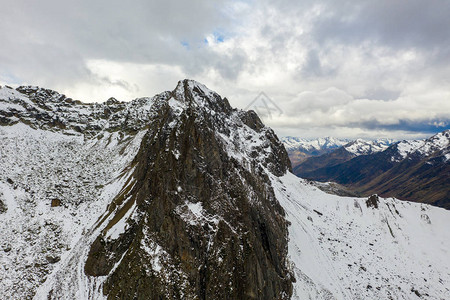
[0,81,449,299]
[0,80,293,299]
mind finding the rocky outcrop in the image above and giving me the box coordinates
[0,85,153,134]
[81,80,293,299]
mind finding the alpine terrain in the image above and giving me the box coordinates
[291,138,393,176]
[293,133,450,209]
[0,81,449,299]
[281,137,349,167]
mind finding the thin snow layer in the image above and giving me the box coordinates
[0,85,156,133]
[272,172,450,300]
[105,197,137,240]
[0,86,30,102]
[34,168,138,300]
[0,123,146,300]
[176,201,220,227]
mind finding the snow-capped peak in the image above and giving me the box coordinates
[393,129,450,161]
[344,139,393,156]
[1,80,449,300]
[281,136,349,151]
[419,129,450,154]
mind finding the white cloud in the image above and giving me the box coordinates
[1,0,449,139]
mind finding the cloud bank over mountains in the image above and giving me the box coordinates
[1,0,449,139]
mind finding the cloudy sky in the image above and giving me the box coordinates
[1,0,449,139]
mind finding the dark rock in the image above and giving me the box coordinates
[313,209,323,216]
[366,194,379,209]
[106,97,120,105]
[45,255,61,264]
[51,199,61,207]
[84,80,293,299]
[420,214,431,224]
[3,244,11,252]
[411,287,421,297]
[0,199,6,214]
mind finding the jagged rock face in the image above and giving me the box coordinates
[82,80,293,299]
[0,85,155,134]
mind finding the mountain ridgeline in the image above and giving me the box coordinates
[82,80,294,299]
[1,81,449,300]
[0,80,293,299]
[290,133,450,209]
[281,136,349,166]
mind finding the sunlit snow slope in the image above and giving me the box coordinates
[272,172,450,300]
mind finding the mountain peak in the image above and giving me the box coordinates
[1,80,449,300]
[392,128,450,161]
[343,139,392,156]
[170,79,233,115]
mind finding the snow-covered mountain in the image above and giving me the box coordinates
[1,81,449,299]
[344,138,394,156]
[391,130,449,162]
[282,136,349,152]
[281,136,349,166]
[282,136,394,167]
[293,138,394,179]
[296,130,450,208]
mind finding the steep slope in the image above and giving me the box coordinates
[273,173,450,299]
[281,136,348,166]
[0,81,294,299]
[0,85,153,299]
[0,120,146,299]
[293,147,356,175]
[1,82,449,300]
[358,131,450,207]
[293,139,392,176]
[299,131,450,208]
[78,80,293,299]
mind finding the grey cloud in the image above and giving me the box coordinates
[360,88,401,101]
[348,118,450,134]
[0,41,91,87]
[311,0,450,52]
[300,49,337,78]
[0,0,238,86]
[284,88,353,115]
[1,0,449,140]
[302,50,323,77]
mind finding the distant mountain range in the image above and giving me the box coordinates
[288,131,450,209]
[281,137,349,166]
[291,139,394,175]
[282,136,394,167]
